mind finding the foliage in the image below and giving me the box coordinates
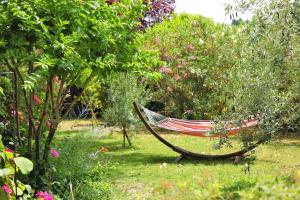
[0,0,156,176]
[223,0,300,137]
[103,73,150,129]
[142,14,239,119]
[0,74,17,145]
[50,131,117,199]
[143,3,299,147]
[0,75,12,120]
[0,136,34,199]
[140,0,175,30]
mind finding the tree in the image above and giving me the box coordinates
[223,0,300,141]
[141,14,240,119]
[102,73,150,148]
[0,0,154,171]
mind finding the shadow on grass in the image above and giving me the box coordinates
[54,132,257,170]
[106,150,255,167]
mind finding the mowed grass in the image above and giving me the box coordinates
[51,120,300,200]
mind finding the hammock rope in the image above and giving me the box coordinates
[141,106,257,137]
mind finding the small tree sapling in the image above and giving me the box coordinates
[103,73,150,148]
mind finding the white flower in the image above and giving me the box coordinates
[199,39,205,45]
[160,162,168,168]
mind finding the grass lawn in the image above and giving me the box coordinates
[51,120,300,200]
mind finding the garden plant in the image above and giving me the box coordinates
[0,0,299,199]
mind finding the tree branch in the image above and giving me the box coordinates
[36,81,50,135]
[60,73,94,121]
[5,59,35,126]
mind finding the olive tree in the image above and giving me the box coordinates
[223,0,300,142]
[102,73,150,148]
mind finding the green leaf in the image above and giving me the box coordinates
[1,168,12,175]
[25,184,33,194]
[0,135,4,150]
[4,151,13,159]
[17,181,26,191]
[0,87,4,96]
[14,157,33,174]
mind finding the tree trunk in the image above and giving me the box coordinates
[27,91,34,157]
[122,129,126,148]
[88,100,98,129]
[28,121,33,157]
[43,124,57,161]
[13,72,23,146]
[123,127,132,147]
[42,73,94,161]
[27,62,34,156]
[35,130,40,162]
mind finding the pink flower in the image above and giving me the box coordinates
[181,61,187,66]
[174,74,181,81]
[177,64,184,68]
[4,148,14,153]
[11,111,24,121]
[2,185,12,194]
[36,191,53,200]
[34,95,42,105]
[187,44,195,51]
[11,110,17,117]
[36,191,45,197]
[50,148,59,158]
[183,73,189,79]
[159,66,173,75]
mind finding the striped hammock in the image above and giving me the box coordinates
[142,106,258,137]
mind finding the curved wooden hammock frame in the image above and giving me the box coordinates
[133,102,263,161]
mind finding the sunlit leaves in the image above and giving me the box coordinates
[224,0,300,135]
[0,0,157,169]
[14,157,34,175]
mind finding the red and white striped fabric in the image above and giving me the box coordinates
[156,117,258,137]
[142,106,258,137]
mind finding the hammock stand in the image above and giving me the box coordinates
[133,102,262,162]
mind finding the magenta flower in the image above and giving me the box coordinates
[2,185,12,194]
[50,148,59,158]
[36,191,53,200]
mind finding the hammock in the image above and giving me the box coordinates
[133,102,262,161]
[142,106,258,137]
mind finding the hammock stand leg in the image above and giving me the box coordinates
[174,154,186,163]
[234,155,244,164]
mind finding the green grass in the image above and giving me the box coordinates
[51,122,300,200]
